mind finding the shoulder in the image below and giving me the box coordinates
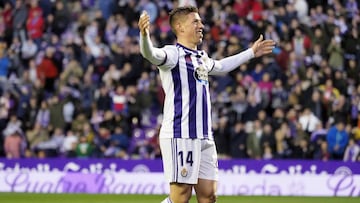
[162,45,179,60]
[162,45,178,54]
[158,45,179,70]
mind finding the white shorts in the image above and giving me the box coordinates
[160,138,218,184]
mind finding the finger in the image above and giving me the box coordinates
[139,18,148,26]
[139,11,150,24]
[264,50,273,55]
[258,43,275,50]
[263,44,275,50]
[138,20,146,30]
[261,40,276,46]
[260,46,273,51]
[262,47,274,54]
[139,17,150,28]
[256,34,263,43]
[262,39,275,44]
[139,16,150,24]
[257,45,274,53]
[257,50,271,56]
[140,10,148,18]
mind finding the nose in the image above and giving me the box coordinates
[200,21,204,28]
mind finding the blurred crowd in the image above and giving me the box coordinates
[0,0,359,162]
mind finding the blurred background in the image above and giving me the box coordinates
[0,0,359,162]
[0,0,360,202]
[0,0,359,198]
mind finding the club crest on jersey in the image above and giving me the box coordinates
[181,167,188,177]
[194,65,208,85]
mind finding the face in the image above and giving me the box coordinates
[337,123,345,131]
[181,12,204,45]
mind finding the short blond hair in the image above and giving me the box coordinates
[169,6,198,34]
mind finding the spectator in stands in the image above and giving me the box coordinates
[246,120,263,159]
[102,63,121,87]
[108,126,129,158]
[20,38,38,66]
[36,127,64,157]
[97,126,112,158]
[52,0,69,36]
[111,84,127,115]
[60,130,78,157]
[274,121,292,159]
[16,86,31,121]
[271,79,288,110]
[293,0,309,24]
[292,137,312,159]
[23,96,38,131]
[311,122,328,147]
[37,46,58,93]
[243,92,262,122]
[26,122,49,150]
[318,79,340,108]
[0,44,10,80]
[80,74,96,117]
[230,121,248,158]
[35,100,50,128]
[60,58,84,86]
[298,107,320,135]
[75,135,93,158]
[71,112,88,133]
[48,95,65,131]
[343,137,360,162]
[233,0,251,19]
[313,139,330,161]
[258,72,273,105]
[4,129,24,158]
[263,145,273,160]
[3,114,22,137]
[292,28,311,59]
[1,1,13,39]
[12,0,28,41]
[26,6,44,47]
[260,123,276,156]
[327,28,344,71]
[96,85,112,113]
[62,96,75,131]
[214,116,231,159]
[327,120,349,160]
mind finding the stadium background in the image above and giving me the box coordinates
[0,0,359,202]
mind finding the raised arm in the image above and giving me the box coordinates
[138,11,167,66]
[210,35,275,75]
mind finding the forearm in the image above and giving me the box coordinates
[140,34,166,66]
[211,48,254,75]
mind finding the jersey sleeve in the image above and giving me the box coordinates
[158,45,179,70]
[209,48,254,76]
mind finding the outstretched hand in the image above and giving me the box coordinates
[138,11,150,36]
[251,35,276,57]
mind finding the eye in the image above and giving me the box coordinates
[194,19,201,24]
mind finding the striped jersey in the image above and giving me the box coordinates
[157,43,215,140]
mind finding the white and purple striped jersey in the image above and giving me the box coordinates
[157,43,215,140]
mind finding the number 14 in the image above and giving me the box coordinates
[178,151,193,166]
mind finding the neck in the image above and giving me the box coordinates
[177,39,197,50]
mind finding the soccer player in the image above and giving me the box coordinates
[138,6,275,203]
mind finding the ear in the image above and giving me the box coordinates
[176,22,184,33]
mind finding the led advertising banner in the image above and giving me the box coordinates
[0,159,359,196]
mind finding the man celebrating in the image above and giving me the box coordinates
[138,6,275,203]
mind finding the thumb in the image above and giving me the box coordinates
[141,10,148,17]
[256,34,263,43]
